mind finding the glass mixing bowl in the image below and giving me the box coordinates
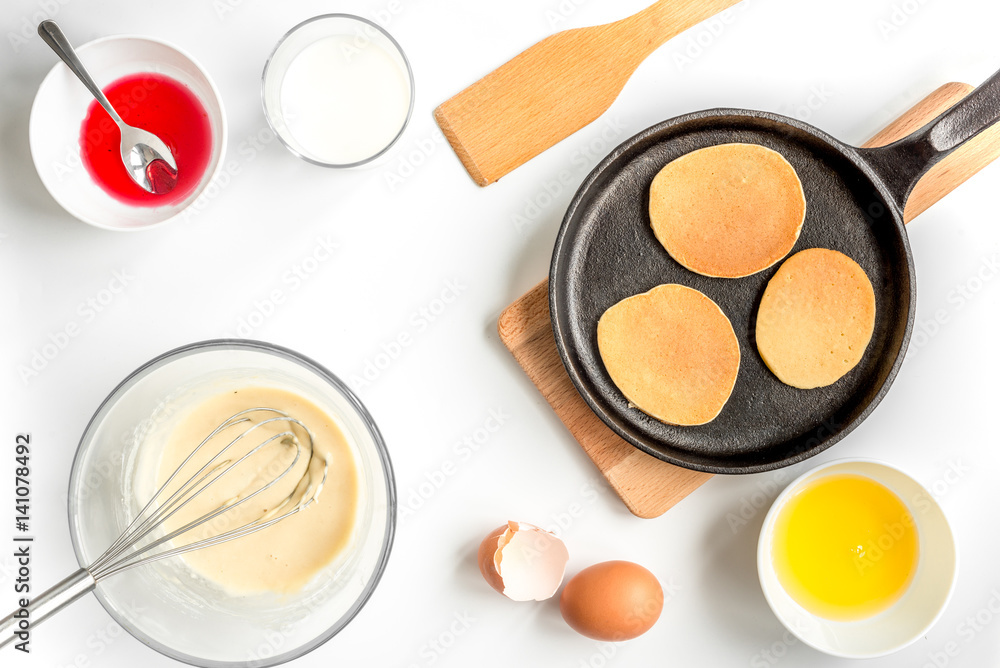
[67,340,395,666]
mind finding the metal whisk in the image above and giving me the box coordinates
[0,408,328,649]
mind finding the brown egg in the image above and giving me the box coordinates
[560,561,664,641]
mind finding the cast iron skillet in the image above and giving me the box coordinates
[550,69,1000,475]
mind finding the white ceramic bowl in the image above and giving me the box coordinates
[30,36,227,230]
[757,458,958,659]
[68,340,395,666]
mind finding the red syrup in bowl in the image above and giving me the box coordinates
[79,73,212,207]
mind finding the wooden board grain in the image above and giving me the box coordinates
[499,82,1000,518]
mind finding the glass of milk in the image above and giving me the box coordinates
[262,14,414,168]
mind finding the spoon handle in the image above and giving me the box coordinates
[37,20,125,126]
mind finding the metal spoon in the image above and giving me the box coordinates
[38,20,178,194]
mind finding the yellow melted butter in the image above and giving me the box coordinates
[772,473,919,621]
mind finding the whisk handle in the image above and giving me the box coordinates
[0,568,95,650]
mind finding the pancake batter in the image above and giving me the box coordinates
[156,386,359,594]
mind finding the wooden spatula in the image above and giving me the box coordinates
[435,0,743,186]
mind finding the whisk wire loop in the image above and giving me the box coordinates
[89,408,326,581]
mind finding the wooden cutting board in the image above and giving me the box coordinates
[498,82,1000,518]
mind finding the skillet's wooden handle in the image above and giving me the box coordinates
[862,82,1000,223]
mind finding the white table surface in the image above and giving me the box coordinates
[2,0,1000,666]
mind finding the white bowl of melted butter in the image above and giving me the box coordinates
[67,340,395,666]
[757,459,957,659]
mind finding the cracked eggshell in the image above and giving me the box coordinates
[477,521,569,601]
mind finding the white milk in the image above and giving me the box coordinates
[279,34,411,165]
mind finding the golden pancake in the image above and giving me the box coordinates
[649,143,806,278]
[597,284,740,426]
[756,248,876,389]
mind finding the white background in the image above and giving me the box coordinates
[1,0,999,666]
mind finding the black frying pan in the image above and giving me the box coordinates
[550,70,1000,475]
